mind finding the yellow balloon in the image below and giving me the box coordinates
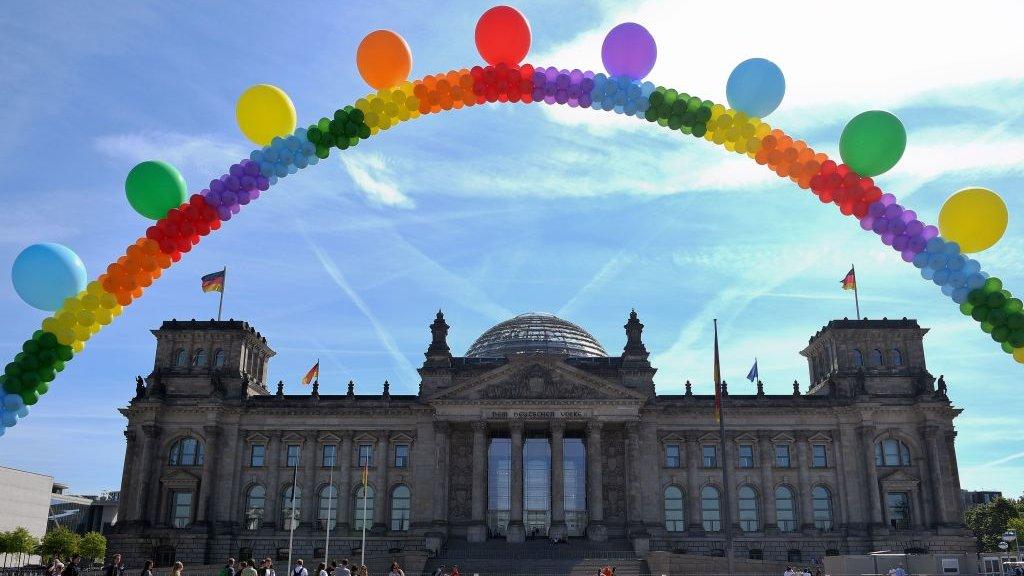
[236,84,297,146]
[938,187,1008,253]
[1015,346,1024,364]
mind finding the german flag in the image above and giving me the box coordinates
[841,267,856,291]
[301,361,319,386]
[201,270,225,293]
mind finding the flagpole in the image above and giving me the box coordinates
[852,263,861,320]
[360,464,369,567]
[324,447,335,565]
[713,319,736,576]
[217,266,226,321]
[286,462,298,571]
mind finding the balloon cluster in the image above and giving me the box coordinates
[250,132,318,182]
[532,67,594,108]
[411,71,477,114]
[862,194,939,262]
[755,130,825,187]
[588,73,654,116]
[471,64,535,103]
[43,280,124,352]
[808,161,882,217]
[705,104,770,156]
[1,329,74,415]
[644,88,712,138]
[960,277,1024,354]
[200,160,269,222]
[1,393,31,436]
[305,107,372,159]
[143,196,221,269]
[356,83,421,133]
[910,236,984,302]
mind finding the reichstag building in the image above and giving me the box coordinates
[108,311,974,566]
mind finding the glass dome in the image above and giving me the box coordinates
[465,312,607,358]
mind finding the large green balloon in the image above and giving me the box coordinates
[839,110,906,177]
[125,160,187,220]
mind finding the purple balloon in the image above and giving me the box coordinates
[922,225,939,240]
[602,23,657,81]
[908,235,927,252]
[881,232,896,245]
[901,249,917,263]
[867,201,886,218]
[893,234,910,251]
[879,193,896,206]
[860,216,875,231]
[900,209,916,223]
[905,220,924,237]
[872,217,888,234]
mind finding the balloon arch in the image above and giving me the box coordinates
[1,6,1020,433]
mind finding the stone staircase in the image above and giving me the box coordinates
[422,538,646,576]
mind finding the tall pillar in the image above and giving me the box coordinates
[337,431,353,532]
[266,431,283,528]
[373,431,390,531]
[685,431,702,533]
[432,422,450,527]
[924,427,947,525]
[225,427,243,527]
[507,422,525,543]
[625,423,643,532]
[549,422,566,541]
[860,426,884,527]
[468,422,489,542]
[118,429,137,525]
[795,432,813,531]
[916,426,937,528]
[758,431,776,533]
[944,430,966,524]
[139,424,162,525]
[586,422,606,541]
[196,425,221,523]
[304,431,319,530]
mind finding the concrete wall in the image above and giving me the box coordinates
[0,465,53,567]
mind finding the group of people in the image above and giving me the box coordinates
[429,564,460,576]
[783,566,821,576]
[46,553,128,576]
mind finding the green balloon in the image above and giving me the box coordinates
[839,110,907,177]
[1002,341,1015,354]
[20,389,39,406]
[125,160,188,220]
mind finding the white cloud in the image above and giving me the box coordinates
[340,151,415,209]
[94,131,247,176]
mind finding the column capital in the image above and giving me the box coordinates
[471,421,488,433]
[509,421,525,435]
[433,421,449,435]
[550,421,565,434]
[124,428,137,442]
[625,421,640,439]
[142,424,161,438]
[794,430,810,443]
[203,424,222,438]
[586,421,603,436]
[918,424,940,438]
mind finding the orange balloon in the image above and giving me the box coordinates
[356,30,412,90]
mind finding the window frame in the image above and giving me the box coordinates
[353,485,375,531]
[173,348,188,368]
[886,491,911,530]
[281,485,301,529]
[701,445,718,468]
[871,348,884,367]
[665,443,681,468]
[250,444,266,467]
[812,486,834,531]
[700,486,722,532]
[774,443,791,468]
[737,444,754,468]
[169,437,204,467]
[244,485,266,530]
[322,444,337,468]
[390,485,411,531]
[851,349,863,367]
[737,486,759,533]
[170,490,193,528]
[664,486,685,532]
[213,349,227,368]
[318,485,338,530]
[358,444,374,468]
[774,486,796,533]
[892,348,903,366]
[812,443,828,468]
[394,444,410,468]
[191,348,206,367]
[875,439,912,467]
[286,444,301,468]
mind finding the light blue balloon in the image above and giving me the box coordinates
[11,243,87,312]
[934,268,951,286]
[941,283,955,297]
[963,259,981,276]
[3,394,23,410]
[912,252,930,269]
[953,287,969,303]
[922,267,936,280]
[966,273,986,290]
[2,410,16,427]
[726,58,786,118]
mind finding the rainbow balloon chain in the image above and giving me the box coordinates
[2,63,1021,435]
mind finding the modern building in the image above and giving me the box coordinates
[961,489,1003,511]
[107,312,975,568]
[49,485,120,534]
[0,466,52,566]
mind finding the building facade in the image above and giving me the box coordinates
[108,312,974,565]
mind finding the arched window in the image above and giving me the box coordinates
[812,486,834,531]
[851,349,863,367]
[173,348,187,367]
[281,485,301,529]
[191,348,206,367]
[774,486,796,532]
[664,486,685,532]
[875,439,912,466]
[213,349,226,368]
[871,348,883,367]
[318,485,338,530]
[738,486,759,532]
[892,348,903,366]
[168,437,204,466]
[244,485,266,530]
[390,485,411,531]
[353,485,374,531]
[700,486,721,532]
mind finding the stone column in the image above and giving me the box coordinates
[945,430,966,523]
[225,427,243,526]
[196,425,221,523]
[266,431,283,528]
[139,424,161,525]
[118,429,137,524]
[625,423,643,531]
[923,427,947,525]
[337,431,353,532]
[432,422,450,527]
[373,431,390,531]
[549,422,566,541]
[468,422,489,542]
[860,426,883,526]
[795,432,813,531]
[304,431,319,530]
[838,424,866,531]
[916,426,937,528]
[507,422,525,543]
[586,422,606,541]
[758,431,776,533]
[685,431,702,533]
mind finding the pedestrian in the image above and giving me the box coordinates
[140,560,155,576]
[220,559,237,576]
[292,559,308,576]
[784,566,795,576]
[389,562,404,576]
[327,561,337,576]
[241,561,257,576]
[47,557,65,576]
[171,562,184,576]
[315,563,327,576]
[104,554,125,576]
[64,555,83,576]
[338,560,351,576]
[450,565,459,576]
[432,565,443,576]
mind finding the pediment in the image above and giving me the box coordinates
[281,431,306,443]
[354,432,378,444]
[698,432,720,444]
[390,432,415,444]
[771,432,796,444]
[807,432,833,443]
[734,432,758,444]
[318,432,341,443]
[660,432,686,444]
[162,469,200,488]
[246,432,270,444]
[433,356,646,402]
[880,469,920,488]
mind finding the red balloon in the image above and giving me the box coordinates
[475,6,531,66]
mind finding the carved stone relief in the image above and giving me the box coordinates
[447,426,473,521]
[601,427,626,520]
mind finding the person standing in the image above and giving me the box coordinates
[337,560,351,576]
[140,560,155,576]
[240,561,257,576]
[64,555,83,576]
[171,562,184,576]
[292,559,308,576]
[220,559,237,576]
[388,562,404,576]
[104,554,125,576]
[265,559,276,576]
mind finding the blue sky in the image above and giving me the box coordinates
[0,1,1022,497]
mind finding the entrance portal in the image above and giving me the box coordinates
[524,437,551,537]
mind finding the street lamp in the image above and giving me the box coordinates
[1003,530,1020,562]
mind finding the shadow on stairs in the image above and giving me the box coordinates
[421,538,646,576]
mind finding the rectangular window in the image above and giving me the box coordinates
[665,444,680,468]
[322,444,337,467]
[358,444,373,467]
[738,445,754,468]
[702,445,717,468]
[250,445,265,467]
[171,491,192,528]
[395,444,409,468]
[775,444,791,467]
[812,444,828,467]
[886,492,911,529]
[286,444,300,467]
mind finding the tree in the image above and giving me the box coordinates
[78,532,106,564]
[965,497,1024,551]
[8,527,39,567]
[0,531,12,567]
[37,526,80,561]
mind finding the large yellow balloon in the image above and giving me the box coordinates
[1015,346,1024,364]
[236,84,297,146]
[938,187,1008,253]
